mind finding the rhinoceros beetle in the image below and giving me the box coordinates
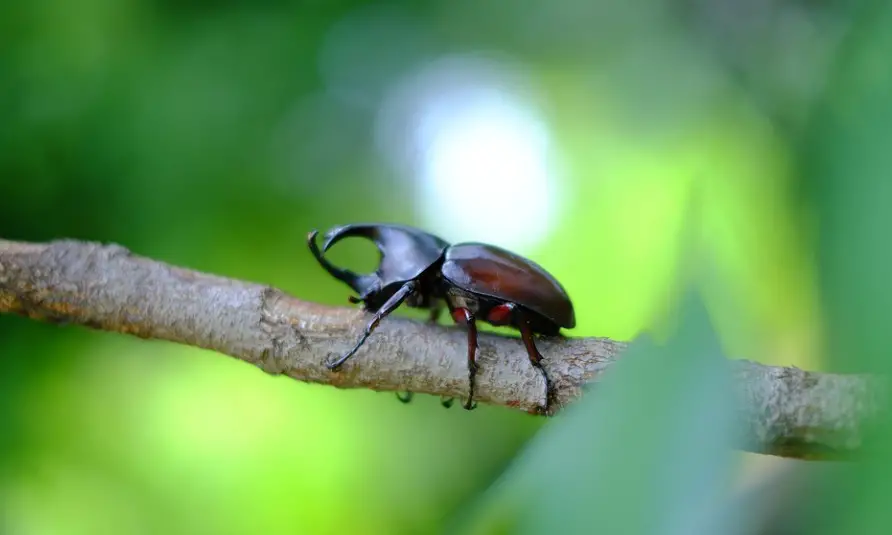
[307,223,575,413]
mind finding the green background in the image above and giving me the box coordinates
[3,0,891,533]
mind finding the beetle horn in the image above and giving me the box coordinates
[308,223,449,302]
[307,228,380,300]
[317,223,385,252]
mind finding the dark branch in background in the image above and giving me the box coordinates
[0,238,885,460]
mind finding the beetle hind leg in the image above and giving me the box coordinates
[450,307,479,411]
[519,318,552,415]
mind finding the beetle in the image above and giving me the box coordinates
[307,223,575,413]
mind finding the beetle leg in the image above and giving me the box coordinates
[519,319,551,414]
[391,304,447,407]
[451,307,479,411]
[326,280,417,370]
[428,305,443,324]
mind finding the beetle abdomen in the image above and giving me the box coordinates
[441,243,575,329]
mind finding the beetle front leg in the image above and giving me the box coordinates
[519,319,551,415]
[326,280,417,370]
[451,307,478,411]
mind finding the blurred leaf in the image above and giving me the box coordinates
[806,0,892,376]
[793,0,892,534]
[462,291,740,535]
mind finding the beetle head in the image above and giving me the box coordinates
[307,223,449,309]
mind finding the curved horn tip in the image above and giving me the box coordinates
[306,229,320,251]
[320,224,363,253]
[307,230,332,265]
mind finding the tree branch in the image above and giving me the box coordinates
[0,238,884,460]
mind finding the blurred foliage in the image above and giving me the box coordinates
[454,294,740,535]
[2,0,891,533]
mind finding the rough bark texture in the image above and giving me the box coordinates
[0,238,885,459]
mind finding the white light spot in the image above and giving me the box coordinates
[376,54,564,253]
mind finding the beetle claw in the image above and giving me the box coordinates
[324,354,342,370]
[463,399,477,411]
[440,396,454,408]
[396,391,414,403]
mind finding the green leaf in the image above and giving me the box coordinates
[793,1,892,533]
[469,292,740,535]
[806,0,892,376]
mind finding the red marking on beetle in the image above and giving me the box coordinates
[451,307,472,325]
[486,303,514,325]
[506,399,521,407]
